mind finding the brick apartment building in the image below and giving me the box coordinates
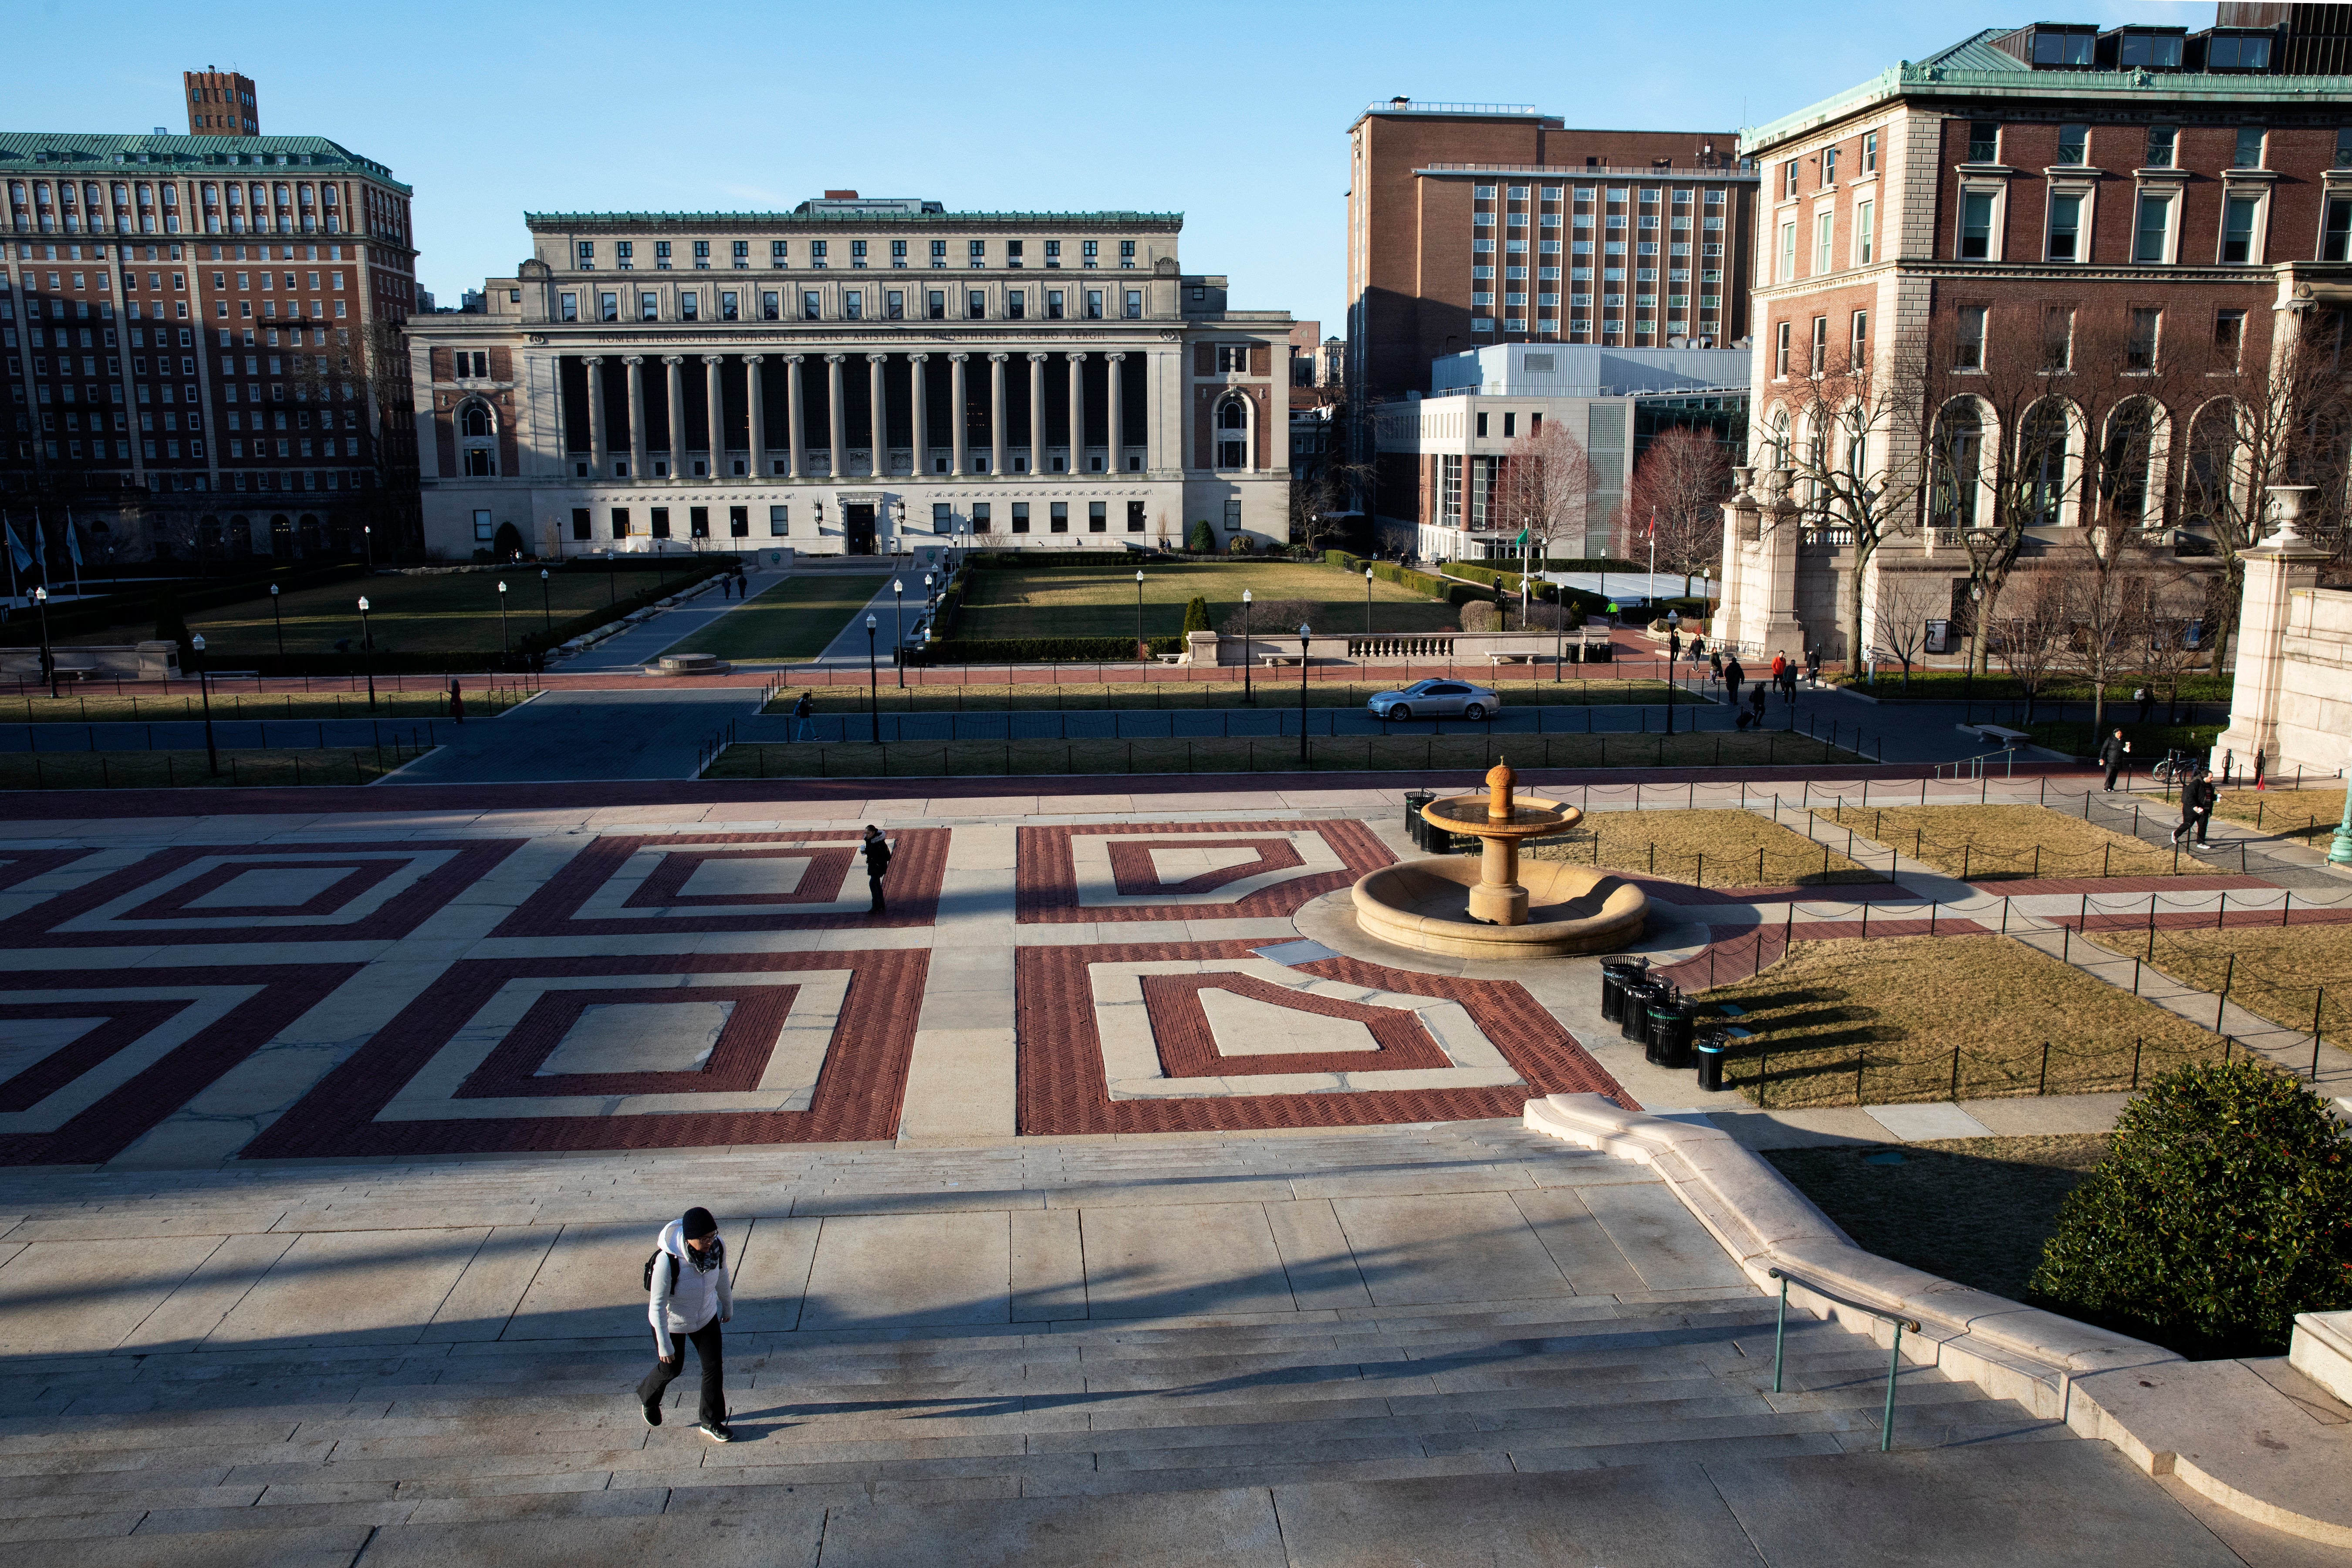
[183,70,259,137]
[1344,101,1760,406]
[402,194,1294,560]
[1715,15,2352,663]
[0,121,421,567]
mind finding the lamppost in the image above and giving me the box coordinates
[269,581,284,659]
[865,614,880,743]
[1135,569,1146,659]
[1962,582,1983,720]
[891,578,906,687]
[1241,588,1254,705]
[361,524,373,574]
[2331,734,2352,866]
[357,595,376,711]
[190,632,219,775]
[32,585,55,699]
[608,548,618,604]
[1364,565,1374,636]
[539,568,552,632]
[1297,621,1313,766]
[497,579,510,655]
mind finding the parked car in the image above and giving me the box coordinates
[1366,679,1503,722]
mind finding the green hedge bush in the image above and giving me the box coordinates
[1188,520,1216,553]
[2030,1061,2352,1356]
[1181,595,1212,634]
[927,635,1188,664]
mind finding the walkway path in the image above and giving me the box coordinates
[381,686,761,783]
[558,561,791,673]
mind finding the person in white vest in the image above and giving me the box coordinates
[637,1206,734,1442]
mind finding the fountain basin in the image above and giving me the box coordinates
[1351,858,1648,960]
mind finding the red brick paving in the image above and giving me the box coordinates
[453,985,802,1099]
[1017,820,1392,924]
[241,950,927,1159]
[622,845,854,909]
[1108,839,1305,900]
[491,829,946,936]
[115,858,406,923]
[1965,874,2274,896]
[1139,973,1454,1079]
[1015,941,1629,1135]
[0,848,98,892]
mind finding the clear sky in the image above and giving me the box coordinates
[17,0,2192,332]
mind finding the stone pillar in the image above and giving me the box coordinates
[624,355,647,479]
[1740,468,1806,659]
[1105,351,1125,471]
[988,353,1009,476]
[1713,466,1757,646]
[784,354,806,478]
[1027,352,1048,475]
[1067,351,1088,471]
[949,353,970,475]
[746,355,766,477]
[585,355,608,473]
[704,355,725,475]
[2216,485,2331,776]
[867,353,889,477]
[909,354,929,475]
[825,353,847,479]
[662,355,686,481]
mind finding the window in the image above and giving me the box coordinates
[1126,500,1146,532]
[720,290,738,321]
[1814,210,1832,272]
[2234,127,2267,169]
[1046,289,1064,319]
[679,291,699,320]
[574,240,594,268]
[2214,309,2245,367]
[1049,502,1068,533]
[729,505,748,538]
[803,290,821,320]
[1856,199,1874,264]
[930,240,947,264]
[1955,304,1987,370]
[693,240,711,268]
[2126,308,2160,371]
[2047,194,2082,261]
[1475,411,1488,438]
[601,291,618,321]
[891,240,906,265]
[732,240,749,267]
[2145,126,2176,169]
[572,507,591,541]
[1216,344,1252,374]
[1085,289,1103,319]
[761,291,780,320]
[2058,125,2088,166]
[640,291,659,320]
[2222,196,2259,263]
[2133,194,2173,264]
[2031,29,2093,66]
[1863,131,1878,173]
[1781,160,1798,199]
[2338,129,2352,169]
[771,240,787,265]
[2209,33,2273,70]
[1849,310,1869,367]
[963,289,983,320]
[2326,199,2352,262]
[811,241,827,266]
[842,290,860,320]
[1778,222,1795,282]
[1967,122,1999,163]
[2117,31,2183,70]
[1082,240,1098,265]
[1010,502,1029,534]
[559,291,578,321]
[970,503,989,533]
[1124,289,1141,319]
[654,240,672,269]
[1960,191,1994,258]
[1774,320,1791,378]
[1810,315,1827,374]
[1088,501,1106,533]
[926,289,946,320]
[850,240,867,267]
[887,289,905,320]
[1119,240,1136,266]
[610,507,630,539]
[2042,306,2074,372]
[1502,412,1516,438]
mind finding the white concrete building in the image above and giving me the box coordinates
[404,194,1293,560]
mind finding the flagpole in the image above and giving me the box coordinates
[66,509,81,597]
[2,511,17,603]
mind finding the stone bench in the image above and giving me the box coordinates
[1260,654,1303,667]
[642,652,732,678]
[1961,723,2031,746]
[1485,652,1537,665]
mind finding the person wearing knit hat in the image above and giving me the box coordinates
[636,1206,734,1442]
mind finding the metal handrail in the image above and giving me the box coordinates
[1767,1267,1923,1453]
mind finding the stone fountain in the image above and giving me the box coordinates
[1350,758,1648,960]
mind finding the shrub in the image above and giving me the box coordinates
[2030,1061,2352,1356]
[1289,543,1316,561]
[1324,549,1355,568]
[1188,519,1216,554]
[1181,595,1212,635]
[1225,534,1254,555]
[1460,600,1499,632]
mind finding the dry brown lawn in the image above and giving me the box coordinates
[1821,802,2194,882]
[2082,921,2352,1051]
[2213,787,2347,843]
[1696,933,2227,1108]
[1763,1135,2112,1304]
[1525,808,1877,889]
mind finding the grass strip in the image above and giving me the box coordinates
[1,685,530,725]
[659,575,889,663]
[1523,808,1879,888]
[1822,802,2200,882]
[2081,922,2352,1052]
[0,747,417,789]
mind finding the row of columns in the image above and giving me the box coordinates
[578,350,1136,480]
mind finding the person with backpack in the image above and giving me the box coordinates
[1722,655,1744,713]
[2182,768,2219,850]
[862,824,891,915]
[791,690,816,742]
[637,1206,733,1442]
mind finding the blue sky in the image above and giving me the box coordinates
[20,0,2190,331]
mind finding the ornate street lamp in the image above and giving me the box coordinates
[1135,569,1146,660]
[269,581,284,659]
[865,614,880,743]
[33,585,56,699]
[357,595,376,711]
[891,578,906,687]
[190,632,219,775]
[1364,565,1374,636]
[539,568,552,632]
[1297,621,1313,766]
[1241,587,1254,705]
[497,579,510,655]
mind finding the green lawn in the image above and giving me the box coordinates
[63,566,693,656]
[1833,669,2233,705]
[953,562,1463,641]
[661,575,889,663]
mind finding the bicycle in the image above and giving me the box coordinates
[2149,750,2199,786]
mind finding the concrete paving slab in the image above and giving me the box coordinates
[1508,1186,1648,1297]
[1960,1093,2134,1136]
[1864,1102,1997,1142]
[1326,1192,1573,1308]
[1573,1182,1749,1291]
[1010,1208,1085,1322]
[420,1226,557,1343]
[1264,1199,1376,1312]
[499,1223,650,1343]
[112,1233,297,1354]
[1076,1203,1295,1320]
[798,1212,1011,1332]
[728,1215,821,1333]
[815,1486,1287,1568]
[357,1511,827,1568]
[210,1227,489,1349]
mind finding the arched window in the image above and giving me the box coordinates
[1217,397,1247,431]
[1930,405,1983,530]
[2019,402,2074,529]
[1215,395,1250,470]
[458,399,498,476]
[227,514,254,556]
[460,403,493,438]
[270,513,295,559]
[1768,409,1791,468]
[2099,400,2160,524]
[2182,402,2238,531]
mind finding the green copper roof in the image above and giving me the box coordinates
[0,131,406,190]
[1743,27,2352,153]
[525,210,1182,228]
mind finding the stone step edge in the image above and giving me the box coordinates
[1521,1091,2352,1549]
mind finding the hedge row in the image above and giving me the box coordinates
[40,560,368,641]
[964,550,1160,570]
[925,635,1187,664]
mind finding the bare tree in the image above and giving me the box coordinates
[1220,596,1319,647]
[1865,566,1954,689]
[1623,426,1730,592]
[2136,572,2220,722]
[1497,422,1598,560]
[2057,518,2157,733]
[1992,569,2072,723]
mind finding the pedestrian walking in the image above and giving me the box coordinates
[1722,655,1744,712]
[2186,769,2218,849]
[1749,684,1768,726]
[791,691,815,742]
[2171,770,2203,846]
[862,824,892,915]
[448,679,466,725]
[1770,650,1787,690]
[1707,646,1723,684]
[1806,647,1822,686]
[1667,629,1683,665]
[1689,633,1706,665]
[636,1206,733,1443]
[2099,727,2128,791]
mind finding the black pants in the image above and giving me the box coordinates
[638,1318,725,1425]
[2102,764,2121,788]
[868,871,886,912]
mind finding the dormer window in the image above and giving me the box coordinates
[2031,28,2094,67]
[2116,31,2183,70]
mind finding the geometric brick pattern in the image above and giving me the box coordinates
[1016,939,1629,1134]
[492,829,947,936]
[1017,820,1392,923]
[0,846,97,898]
[1138,972,1453,1078]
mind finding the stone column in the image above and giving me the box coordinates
[746,355,766,476]
[1105,351,1125,471]
[988,353,1009,476]
[704,355,726,475]
[624,355,648,478]
[1067,351,1088,472]
[585,355,607,473]
[784,355,806,478]
[908,354,929,475]
[825,353,847,479]
[949,353,970,475]
[867,353,889,476]
[1027,352,1048,475]
[663,355,686,481]
[2216,485,2332,775]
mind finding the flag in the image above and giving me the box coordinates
[65,517,82,567]
[1514,528,1528,548]
[3,522,26,574]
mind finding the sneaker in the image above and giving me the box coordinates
[700,1419,733,1444]
[642,1402,662,1428]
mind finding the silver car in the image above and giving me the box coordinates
[1367,679,1504,722]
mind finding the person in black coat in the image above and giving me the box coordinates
[2099,728,2129,791]
[1722,656,1744,713]
[862,825,891,914]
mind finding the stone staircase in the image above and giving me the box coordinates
[0,1125,2154,1565]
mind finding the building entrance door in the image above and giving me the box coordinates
[845,504,877,555]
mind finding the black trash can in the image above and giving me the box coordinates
[1646,1000,1696,1070]
[1599,958,1649,1025]
[1403,791,1435,849]
[1618,981,1660,1041]
[1693,1032,1729,1092]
